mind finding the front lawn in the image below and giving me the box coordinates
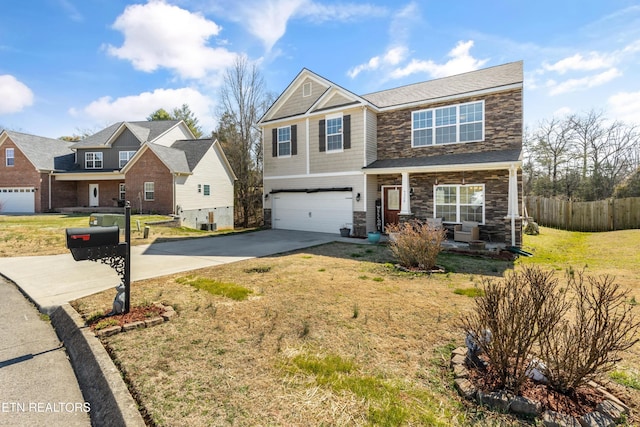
[72,227,640,426]
[0,214,237,257]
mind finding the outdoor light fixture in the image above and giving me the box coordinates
[265,194,269,200]
[356,193,361,201]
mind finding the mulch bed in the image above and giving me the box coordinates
[466,358,605,418]
[87,305,164,329]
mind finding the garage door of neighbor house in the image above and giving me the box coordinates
[272,191,352,234]
[0,188,35,213]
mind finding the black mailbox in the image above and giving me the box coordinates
[66,226,120,249]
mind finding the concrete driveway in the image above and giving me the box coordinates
[0,229,343,313]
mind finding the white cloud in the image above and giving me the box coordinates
[543,52,610,74]
[230,0,387,51]
[58,0,83,22]
[106,0,236,79]
[0,75,34,114]
[390,40,489,79]
[348,46,408,78]
[69,87,215,131]
[608,90,640,125]
[547,68,622,95]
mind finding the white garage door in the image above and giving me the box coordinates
[0,188,35,213]
[272,191,352,234]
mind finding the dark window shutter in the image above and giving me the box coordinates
[291,125,297,156]
[319,120,326,152]
[272,128,277,157]
[343,115,351,149]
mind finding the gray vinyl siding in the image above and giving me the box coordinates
[320,92,354,109]
[77,128,142,170]
[271,77,330,120]
[310,107,364,174]
[263,120,308,177]
[365,108,377,166]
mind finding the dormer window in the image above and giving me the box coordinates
[85,152,103,169]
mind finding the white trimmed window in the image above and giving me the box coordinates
[326,115,343,151]
[412,101,484,147]
[434,184,484,223]
[277,126,291,157]
[85,152,103,169]
[5,148,14,166]
[119,151,136,168]
[119,183,126,201]
[144,182,154,201]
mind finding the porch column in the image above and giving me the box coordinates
[507,164,518,246]
[400,172,411,215]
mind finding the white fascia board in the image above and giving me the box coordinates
[362,160,522,175]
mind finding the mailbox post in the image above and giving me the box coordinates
[65,202,132,314]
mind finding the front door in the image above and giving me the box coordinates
[89,184,99,207]
[383,186,401,232]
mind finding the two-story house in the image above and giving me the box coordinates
[0,121,237,230]
[258,61,523,246]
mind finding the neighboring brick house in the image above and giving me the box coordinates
[0,121,237,230]
[258,61,523,246]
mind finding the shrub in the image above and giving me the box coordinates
[461,266,568,393]
[539,272,640,393]
[386,221,446,270]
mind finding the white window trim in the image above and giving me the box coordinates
[277,126,291,158]
[144,182,155,201]
[303,82,312,97]
[412,100,485,147]
[325,113,344,153]
[119,150,136,168]
[119,183,126,200]
[433,183,485,224]
[85,152,103,169]
[5,148,14,167]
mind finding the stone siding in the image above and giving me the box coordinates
[376,88,522,160]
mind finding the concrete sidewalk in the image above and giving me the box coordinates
[0,229,342,313]
[0,278,90,426]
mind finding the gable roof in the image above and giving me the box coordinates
[170,139,214,171]
[145,143,191,174]
[260,61,524,124]
[71,120,183,149]
[0,130,75,171]
[361,61,523,109]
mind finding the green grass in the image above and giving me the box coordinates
[289,353,460,426]
[176,275,252,301]
[610,370,640,390]
[453,287,485,297]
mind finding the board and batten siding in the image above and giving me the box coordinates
[175,145,234,211]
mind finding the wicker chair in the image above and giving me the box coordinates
[454,221,480,242]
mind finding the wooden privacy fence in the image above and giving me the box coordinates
[524,196,640,232]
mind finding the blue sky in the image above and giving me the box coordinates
[1,0,640,138]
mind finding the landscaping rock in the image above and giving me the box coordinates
[144,317,164,327]
[450,353,466,367]
[454,378,477,400]
[96,325,121,337]
[451,346,468,357]
[579,411,615,427]
[510,395,541,416]
[542,410,581,427]
[588,382,630,416]
[596,400,627,423]
[122,320,146,331]
[161,308,176,321]
[477,389,513,412]
[452,364,469,378]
